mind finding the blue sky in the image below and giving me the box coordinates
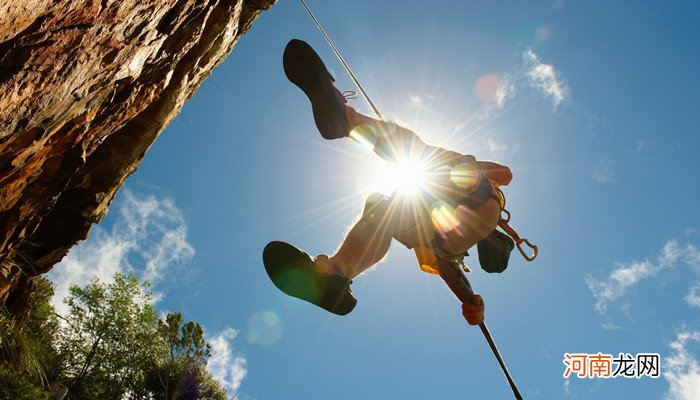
[50,1,700,398]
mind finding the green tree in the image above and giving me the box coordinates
[56,272,162,399]
[0,277,58,394]
[145,312,228,400]
[55,272,229,400]
[0,362,50,400]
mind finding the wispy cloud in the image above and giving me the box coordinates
[586,259,655,315]
[488,139,508,153]
[601,322,622,331]
[586,239,700,316]
[563,378,571,396]
[494,75,515,109]
[207,328,248,397]
[635,140,654,153]
[452,52,566,141]
[523,48,568,108]
[452,73,516,140]
[408,94,427,110]
[50,189,195,314]
[475,73,515,109]
[592,157,616,183]
[686,284,700,308]
[664,330,700,400]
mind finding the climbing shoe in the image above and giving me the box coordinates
[283,39,351,140]
[263,241,357,315]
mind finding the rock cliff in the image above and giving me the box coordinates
[0,0,276,317]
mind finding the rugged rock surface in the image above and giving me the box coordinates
[0,0,276,316]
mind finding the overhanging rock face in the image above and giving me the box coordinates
[0,0,276,314]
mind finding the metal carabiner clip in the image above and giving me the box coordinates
[516,238,538,262]
[501,208,511,223]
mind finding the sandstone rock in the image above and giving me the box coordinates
[0,0,276,315]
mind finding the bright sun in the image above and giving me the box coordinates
[365,156,428,196]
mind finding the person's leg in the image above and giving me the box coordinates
[284,38,440,163]
[284,39,350,140]
[324,194,397,280]
[344,106,436,164]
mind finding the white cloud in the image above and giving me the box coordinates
[207,327,248,397]
[685,284,700,308]
[586,239,699,316]
[523,48,568,108]
[601,322,622,330]
[408,94,427,110]
[454,76,515,139]
[563,378,571,396]
[475,73,515,109]
[664,330,700,400]
[586,260,654,314]
[592,157,615,183]
[487,139,507,153]
[50,190,194,314]
[494,75,515,109]
[635,140,654,153]
[659,240,681,266]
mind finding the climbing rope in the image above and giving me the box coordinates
[299,0,383,119]
[298,2,525,398]
[436,256,523,400]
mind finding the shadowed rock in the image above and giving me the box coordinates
[0,0,276,317]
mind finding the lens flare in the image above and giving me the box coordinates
[450,162,480,189]
[535,26,552,42]
[475,73,505,103]
[349,125,378,153]
[276,269,322,304]
[247,311,284,345]
[431,201,460,233]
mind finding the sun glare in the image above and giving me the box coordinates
[365,156,428,196]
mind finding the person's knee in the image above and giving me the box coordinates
[362,193,391,219]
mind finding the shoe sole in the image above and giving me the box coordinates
[283,39,350,140]
[263,241,356,315]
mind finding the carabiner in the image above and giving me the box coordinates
[501,208,511,223]
[516,238,538,262]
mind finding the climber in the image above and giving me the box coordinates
[263,39,514,323]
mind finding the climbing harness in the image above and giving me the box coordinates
[298,1,530,398]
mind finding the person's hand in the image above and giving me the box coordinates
[462,294,484,325]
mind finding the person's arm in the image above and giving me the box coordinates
[477,161,512,186]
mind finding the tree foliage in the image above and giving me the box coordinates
[2,273,229,400]
[0,277,58,390]
[0,362,50,400]
[145,311,219,399]
[56,273,162,399]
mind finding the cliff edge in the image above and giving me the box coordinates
[0,0,276,316]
